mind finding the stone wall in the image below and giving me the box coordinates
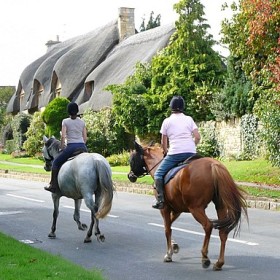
[215,118,243,159]
[200,118,262,159]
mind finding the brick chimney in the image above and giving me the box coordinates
[118,7,135,41]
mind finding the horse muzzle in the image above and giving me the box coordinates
[44,160,52,172]
[44,165,51,172]
[128,171,137,183]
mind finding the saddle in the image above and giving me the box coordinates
[163,154,203,185]
[67,148,86,161]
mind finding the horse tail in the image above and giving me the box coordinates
[210,162,248,237]
[95,159,115,219]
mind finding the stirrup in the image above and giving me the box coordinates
[152,201,164,209]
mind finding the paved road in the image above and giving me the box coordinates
[0,178,279,280]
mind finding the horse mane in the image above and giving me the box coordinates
[48,137,60,152]
[141,142,162,152]
[145,145,163,158]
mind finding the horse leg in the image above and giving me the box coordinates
[170,211,181,254]
[73,199,87,231]
[93,217,105,242]
[83,195,104,243]
[84,209,94,243]
[48,195,60,238]
[161,208,174,262]
[213,208,228,271]
[190,208,213,269]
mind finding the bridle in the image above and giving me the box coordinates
[44,139,56,160]
[128,147,163,181]
[144,157,162,175]
[43,138,60,170]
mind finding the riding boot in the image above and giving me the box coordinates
[152,179,165,209]
[44,169,59,193]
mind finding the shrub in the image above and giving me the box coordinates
[10,113,32,152]
[83,108,132,157]
[197,122,220,158]
[239,114,260,160]
[106,151,130,166]
[23,112,45,156]
[41,97,69,138]
[3,140,16,154]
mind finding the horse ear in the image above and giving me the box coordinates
[134,141,142,152]
[43,135,49,143]
[148,141,155,147]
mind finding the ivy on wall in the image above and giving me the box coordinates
[197,121,220,158]
[10,113,32,152]
[198,114,264,160]
[240,114,260,160]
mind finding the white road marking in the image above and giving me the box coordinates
[62,205,119,218]
[0,210,24,215]
[149,223,259,246]
[6,193,45,203]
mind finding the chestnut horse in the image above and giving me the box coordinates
[128,142,248,271]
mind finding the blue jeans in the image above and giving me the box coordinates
[154,153,195,180]
[52,143,87,170]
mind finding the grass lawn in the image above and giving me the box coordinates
[0,232,104,280]
[0,153,279,198]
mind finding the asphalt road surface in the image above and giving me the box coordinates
[0,178,279,280]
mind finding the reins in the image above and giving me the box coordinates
[137,148,163,177]
[144,158,163,175]
[45,139,60,161]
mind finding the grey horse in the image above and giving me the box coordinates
[42,136,114,243]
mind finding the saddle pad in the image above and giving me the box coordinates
[164,164,187,185]
[163,154,202,185]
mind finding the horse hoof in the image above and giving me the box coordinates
[164,255,172,262]
[172,242,179,254]
[79,223,87,231]
[202,259,211,269]
[97,235,105,243]
[213,264,222,271]
[84,237,92,243]
[48,233,56,239]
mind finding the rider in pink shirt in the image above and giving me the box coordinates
[152,96,201,209]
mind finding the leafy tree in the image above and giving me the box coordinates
[221,0,280,88]
[41,97,70,138]
[148,0,226,127]
[110,0,226,141]
[107,62,152,138]
[221,0,280,165]
[212,55,255,120]
[139,11,161,32]
[82,108,132,156]
[0,86,15,105]
[150,0,226,122]
[0,86,15,133]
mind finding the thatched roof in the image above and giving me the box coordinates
[7,19,175,114]
[79,23,175,112]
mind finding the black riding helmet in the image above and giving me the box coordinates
[67,102,79,116]
[169,96,185,112]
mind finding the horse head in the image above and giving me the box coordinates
[127,142,148,182]
[42,136,60,171]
